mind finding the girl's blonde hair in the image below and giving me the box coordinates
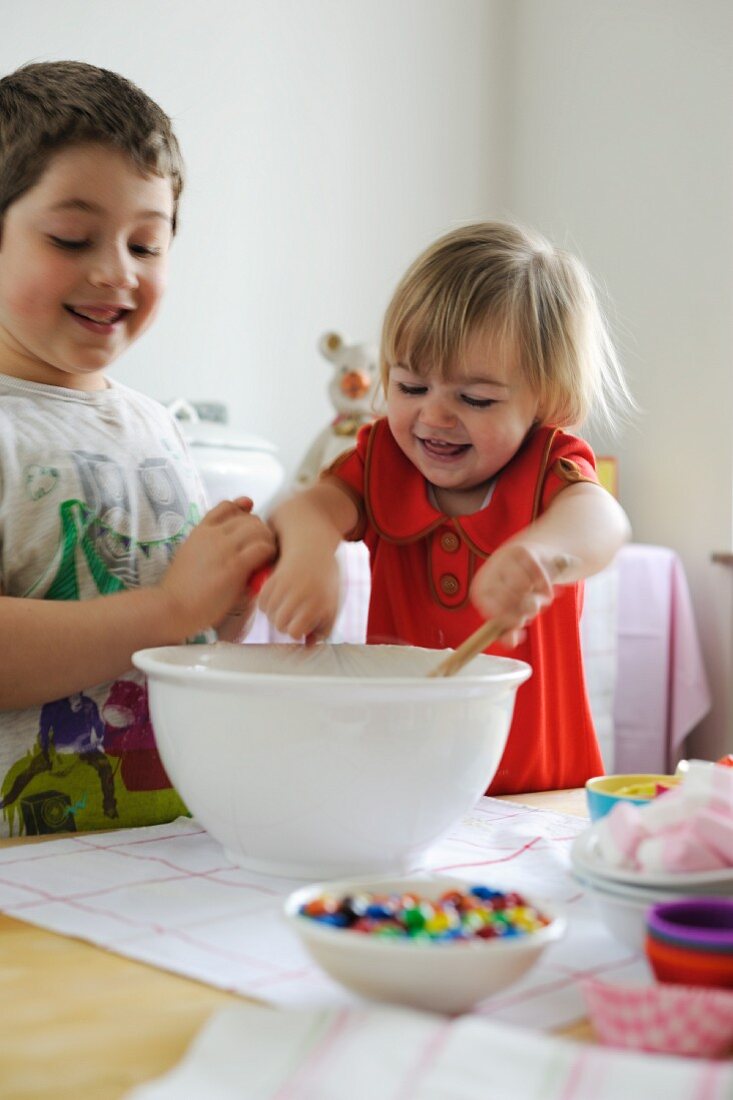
[381,222,632,430]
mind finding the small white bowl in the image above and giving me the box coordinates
[284,875,566,1015]
[575,876,654,952]
[573,871,693,952]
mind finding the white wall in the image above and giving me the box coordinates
[1,0,506,476]
[502,0,733,759]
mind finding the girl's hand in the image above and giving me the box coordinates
[159,499,278,639]
[257,546,341,642]
[469,544,573,647]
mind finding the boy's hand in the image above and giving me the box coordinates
[469,544,573,648]
[257,546,340,642]
[158,499,277,639]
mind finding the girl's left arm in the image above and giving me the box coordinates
[469,482,630,640]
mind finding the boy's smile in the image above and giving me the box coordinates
[387,332,540,516]
[0,143,174,391]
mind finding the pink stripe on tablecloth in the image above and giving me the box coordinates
[476,952,639,1017]
[557,1050,594,1100]
[76,830,278,892]
[690,1061,732,1100]
[432,835,543,871]
[0,875,292,973]
[391,1018,453,1100]
[270,1007,353,1100]
[1,867,275,912]
[0,825,206,865]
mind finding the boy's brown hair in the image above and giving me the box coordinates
[0,60,184,231]
[381,222,633,431]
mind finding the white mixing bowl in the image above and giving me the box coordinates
[133,643,531,878]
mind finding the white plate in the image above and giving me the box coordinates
[573,862,733,899]
[570,824,733,892]
[571,869,695,905]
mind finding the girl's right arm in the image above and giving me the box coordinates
[0,500,276,709]
[260,480,360,640]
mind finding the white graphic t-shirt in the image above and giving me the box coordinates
[0,373,208,837]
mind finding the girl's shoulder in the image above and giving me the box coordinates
[542,426,597,473]
[518,425,596,481]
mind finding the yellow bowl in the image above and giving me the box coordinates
[585,773,679,821]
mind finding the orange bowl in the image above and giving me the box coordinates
[646,934,733,988]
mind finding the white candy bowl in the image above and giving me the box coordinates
[285,875,565,1014]
[133,643,531,878]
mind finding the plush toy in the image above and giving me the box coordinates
[293,331,384,488]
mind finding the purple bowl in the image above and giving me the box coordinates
[647,899,733,954]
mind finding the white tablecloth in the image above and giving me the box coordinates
[126,998,733,1100]
[0,800,646,1031]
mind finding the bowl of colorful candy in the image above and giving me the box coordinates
[585,773,679,822]
[133,643,530,879]
[284,875,565,1014]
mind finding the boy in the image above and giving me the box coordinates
[0,61,275,836]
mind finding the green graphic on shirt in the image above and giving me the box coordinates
[25,464,59,501]
[42,497,199,601]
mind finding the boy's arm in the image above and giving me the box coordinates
[0,500,276,710]
[469,482,630,644]
[259,479,360,640]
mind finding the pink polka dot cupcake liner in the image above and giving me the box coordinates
[581,977,733,1058]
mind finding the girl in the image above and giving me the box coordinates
[261,222,633,794]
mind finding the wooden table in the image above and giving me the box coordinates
[0,788,589,1099]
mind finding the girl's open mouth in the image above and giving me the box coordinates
[418,437,471,460]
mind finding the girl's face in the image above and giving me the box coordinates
[0,143,173,391]
[387,330,540,516]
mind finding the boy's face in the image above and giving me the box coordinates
[0,143,174,390]
[387,330,540,516]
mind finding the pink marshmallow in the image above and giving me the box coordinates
[694,808,733,864]
[636,822,728,873]
[595,801,649,868]
[592,760,733,876]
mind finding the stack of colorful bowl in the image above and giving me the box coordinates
[646,899,733,987]
[577,766,733,1057]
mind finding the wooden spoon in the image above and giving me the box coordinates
[427,618,508,678]
[428,553,571,678]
